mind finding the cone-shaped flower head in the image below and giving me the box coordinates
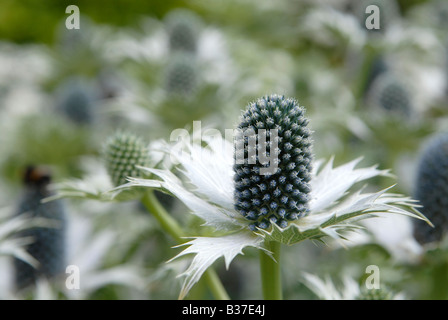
[164,53,198,98]
[165,9,200,53]
[414,132,448,244]
[14,166,67,291]
[103,131,150,187]
[234,94,313,230]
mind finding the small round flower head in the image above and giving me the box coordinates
[164,53,198,98]
[367,73,413,117]
[356,288,393,300]
[14,166,67,291]
[55,77,94,125]
[103,131,150,187]
[165,9,201,53]
[234,94,313,230]
[413,132,448,244]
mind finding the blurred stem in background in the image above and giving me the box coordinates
[140,190,230,300]
[354,44,379,105]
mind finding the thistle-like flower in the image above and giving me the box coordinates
[367,73,413,117]
[55,77,95,125]
[234,95,313,230]
[164,53,198,98]
[413,132,448,244]
[165,9,201,54]
[103,131,150,188]
[13,166,67,291]
[123,94,426,299]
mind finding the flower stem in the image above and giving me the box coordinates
[141,191,184,243]
[354,44,378,103]
[202,266,231,300]
[140,190,230,300]
[260,241,282,300]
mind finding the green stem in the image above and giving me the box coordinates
[354,44,378,104]
[140,190,230,300]
[203,266,231,300]
[260,241,282,300]
[141,191,184,243]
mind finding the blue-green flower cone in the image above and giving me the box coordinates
[55,77,95,125]
[368,73,413,117]
[164,53,198,98]
[234,94,313,231]
[414,133,448,244]
[14,166,67,291]
[103,131,150,187]
[165,9,201,54]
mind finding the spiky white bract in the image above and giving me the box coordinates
[0,206,59,267]
[170,233,264,300]
[302,272,405,300]
[63,213,146,300]
[124,134,428,299]
[330,213,424,263]
[302,272,360,300]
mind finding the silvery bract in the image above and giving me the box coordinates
[301,272,405,300]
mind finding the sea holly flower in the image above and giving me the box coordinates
[48,132,230,299]
[164,9,201,54]
[366,72,413,118]
[124,94,428,299]
[14,166,67,291]
[164,53,198,98]
[413,132,448,244]
[45,134,162,203]
[55,77,96,126]
[102,130,151,188]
